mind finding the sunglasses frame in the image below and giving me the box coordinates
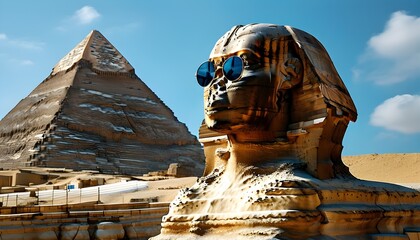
[196,56,244,87]
[196,61,215,87]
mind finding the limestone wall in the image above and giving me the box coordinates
[0,202,169,239]
[0,176,12,188]
[14,172,50,186]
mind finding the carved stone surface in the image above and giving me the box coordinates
[153,24,420,239]
[198,24,357,179]
[0,30,204,176]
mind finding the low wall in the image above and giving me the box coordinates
[14,172,51,186]
[0,202,169,239]
[0,176,12,188]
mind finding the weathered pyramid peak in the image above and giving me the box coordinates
[52,30,134,75]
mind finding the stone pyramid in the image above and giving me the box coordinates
[0,30,204,175]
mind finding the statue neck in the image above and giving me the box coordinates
[224,135,295,166]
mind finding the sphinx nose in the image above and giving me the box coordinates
[212,78,226,91]
[207,78,228,108]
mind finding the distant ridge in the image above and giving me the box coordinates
[0,30,204,175]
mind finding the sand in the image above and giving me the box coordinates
[343,153,420,183]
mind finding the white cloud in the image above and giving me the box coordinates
[354,11,420,85]
[0,33,7,40]
[73,6,100,25]
[370,94,420,134]
[369,11,420,59]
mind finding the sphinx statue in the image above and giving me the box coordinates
[197,23,357,179]
[153,24,420,239]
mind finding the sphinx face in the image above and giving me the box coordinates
[194,23,357,179]
[202,52,278,132]
[196,25,302,137]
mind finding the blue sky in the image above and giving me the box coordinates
[1,1,419,156]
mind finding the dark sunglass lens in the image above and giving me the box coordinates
[223,56,243,81]
[196,61,215,87]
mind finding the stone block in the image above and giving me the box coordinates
[139,207,169,215]
[88,210,104,217]
[149,202,170,208]
[60,223,90,240]
[95,222,125,240]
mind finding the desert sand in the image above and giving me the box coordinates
[343,153,420,184]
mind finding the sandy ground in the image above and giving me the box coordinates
[343,153,420,184]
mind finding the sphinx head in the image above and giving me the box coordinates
[197,24,357,178]
[197,24,304,142]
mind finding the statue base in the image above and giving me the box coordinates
[152,162,420,239]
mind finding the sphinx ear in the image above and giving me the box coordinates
[279,57,302,89]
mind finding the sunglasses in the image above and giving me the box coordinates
[196,56,244,87]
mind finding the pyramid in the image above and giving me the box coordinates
[0,30,204,175]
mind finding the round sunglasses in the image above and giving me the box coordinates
[196,56,244,87]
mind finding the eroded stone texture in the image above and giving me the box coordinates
[60,224,90,240]
[95,222,125,240]
[153,24,420,239]
[0,30,204,176]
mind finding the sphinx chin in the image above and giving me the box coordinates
[205,111,270,134]
[204,117,242,134]
[205,119,231,132]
